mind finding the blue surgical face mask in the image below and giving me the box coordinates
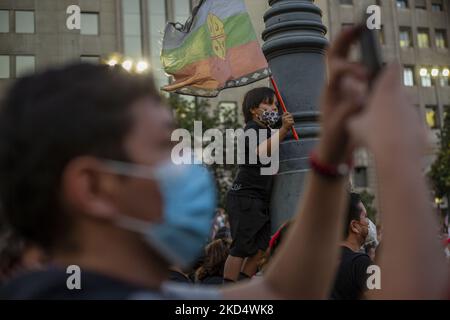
[101,159,217,269]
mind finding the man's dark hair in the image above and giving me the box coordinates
[343,193,363,238]
[0,63,162,252]
[242,87,275,123]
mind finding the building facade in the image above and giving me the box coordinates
[0,0,449,212]
[316,0,450,213]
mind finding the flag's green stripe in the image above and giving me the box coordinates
[162,13,257,74]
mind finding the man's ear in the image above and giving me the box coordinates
[61,156,120,220]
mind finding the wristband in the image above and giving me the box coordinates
[309,151,352,179]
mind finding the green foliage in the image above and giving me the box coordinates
[168,94,241,208]
[429,111,450,198]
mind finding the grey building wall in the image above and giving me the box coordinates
[0,0,120,97]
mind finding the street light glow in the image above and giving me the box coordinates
[431,68,439,77]
[107,58,118,67]
[443,68,450,77]
[419,68,428,77]
[136,61,149,73]
[122,59,133,71]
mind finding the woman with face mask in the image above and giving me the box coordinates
[223,87,295,283]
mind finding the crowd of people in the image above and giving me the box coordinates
[0,26,448,299]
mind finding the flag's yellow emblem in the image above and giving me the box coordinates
[207,13,226,60]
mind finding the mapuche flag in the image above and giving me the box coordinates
[161,0,270,97]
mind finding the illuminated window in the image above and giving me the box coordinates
[399,27,412,48]
[420,71,432,87]
[435,29,448,49]
[425,105,439,129]
[418,28,430,48]
[403,66,415,86]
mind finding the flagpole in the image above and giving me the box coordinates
[269,75,299,141]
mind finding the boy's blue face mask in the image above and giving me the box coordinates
[101,159,217,269]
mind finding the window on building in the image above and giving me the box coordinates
[15,55,35,77]
[148,0,168,88]
[340,0,353,5]
[420,68,432,87]
[435,29,448,49]
[399,27,412,48]
[415,0,426,10]
[440,69,449,87]
[353,167,368,189]
[432,1,444,12]
[15,10,35,34]
[0,55,10,79]
[396,0,408,9]
[403,66,415,86]
[123,0,142,59]
[440,77,449,87]
[425,105,439,129]
[80,13,99,35]
[417,28,430,48]
[0,10,9,33]
[80,55,100,64]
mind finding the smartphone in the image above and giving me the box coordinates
[360,25,384,85]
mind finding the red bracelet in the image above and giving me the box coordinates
[309,151,352,179]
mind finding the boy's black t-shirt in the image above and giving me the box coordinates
[330,246,373,300]
[229,120,273,201]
